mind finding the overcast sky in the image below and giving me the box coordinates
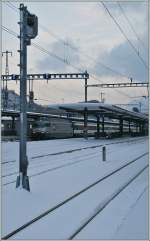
[2,1,149,105]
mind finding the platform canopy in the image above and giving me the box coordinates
[48,102,148,122]
[2,102,148,123]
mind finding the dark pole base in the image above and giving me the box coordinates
[84,131,88,139]
[16,174,30,191]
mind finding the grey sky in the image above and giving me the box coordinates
[2,1,149,105]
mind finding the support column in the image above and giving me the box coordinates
[128,120,131,135]
[102,115,105,137]
[84,71,88,139]
[139,122,143,135]
[119,118,123,136]
[85,75,87,103]
[141,122,145,135]
[84,107,88,139]
[96,115,100,138]
[12,116,15,129]
[16,4,29,191]
[136,122,139,133]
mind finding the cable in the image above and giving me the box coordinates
[117,2,148,52]
[5,2,19,13]
[39,24,131,79]
[89,73,132,98]
[100,1,148,69]
[2,26,18,38]
[2,26,84,98]
[39,23,78,52]
[4,1,133,80]
[2,25,135,99]
[2,24,139,101]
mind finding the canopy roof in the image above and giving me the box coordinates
[2,102,148,123]
[48,102,148,122]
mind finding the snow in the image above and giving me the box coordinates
[75,169,148,239]
[1,136,149,239]
[113,188,149,239]
[48,102,148,120]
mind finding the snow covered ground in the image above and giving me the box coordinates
[1,136,149,239]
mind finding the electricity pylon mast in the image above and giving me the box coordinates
[2,50,12,108]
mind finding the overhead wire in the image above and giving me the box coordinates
[4,1,19,13]
[100,1,148,69]
[2,24,134,99]
[39,23,78,52]
[4,1,132,80]
[2,26,84,99]
[3,1,142,100]
[116,2,148,52]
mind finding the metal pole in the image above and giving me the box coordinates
[119,118,123,136]
[139,102,142,112]
[100,92,105,103]
[102,115,105,136]
[128,120,131,135]
[84,107,88,139]
[96,115,100,138]
[136,122,138,133]
[84,72,88,139]
[16,4,30,191]
[102,146,106,161]
[85,76,87,102]
[2,50,12,108]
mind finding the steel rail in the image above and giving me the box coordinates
[1,137,145,171]
[68,164,148,239]
[3,136,144,166]
[2,152,148,239]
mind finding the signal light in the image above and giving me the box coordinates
[26,13,38,39]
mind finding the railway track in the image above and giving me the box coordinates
[2,136,146,165]
[24,136,148,160]
[68,165,148,239]
[2,151,99,184]
[2,137,147,185]
[2,152,148,240]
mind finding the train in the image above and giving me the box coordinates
[72,120,138,138]
[31,117,73,139]
[2,115,145,141]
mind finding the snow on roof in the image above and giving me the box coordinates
[48,102,148,121]
[2,116,13,120]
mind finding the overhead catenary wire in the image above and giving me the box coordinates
[2,25,139,100]
[38,24,131,79]
[39,23,78,52]
[4,1,133,80]
[116,2,148,52]
[5,1,148,98]
[100,1,148,69]
[2,26,84,99]
[37,29,147,99]
[5,1,148,90]
[4,1,19,13]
